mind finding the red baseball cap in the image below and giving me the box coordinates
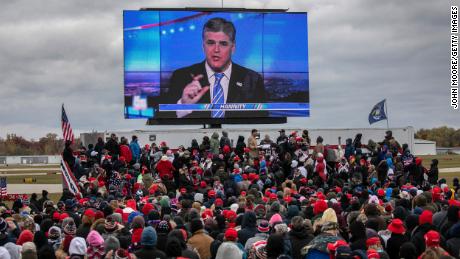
[225,228,238,241]
[366,237,381,248]
[424,230,441,247]
[215,198,224,207]
[59,213,69,221]
[327,240,349,252]
[208,190,216,198]
[84,209,95,219]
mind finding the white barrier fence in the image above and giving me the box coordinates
[0,155,61,165]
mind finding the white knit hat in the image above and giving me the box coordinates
[69,237,87,255]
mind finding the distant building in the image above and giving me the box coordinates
[413,139,436,155]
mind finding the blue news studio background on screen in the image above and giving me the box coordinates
[123,10,309,118]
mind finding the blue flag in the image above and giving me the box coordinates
[368,99,387,124]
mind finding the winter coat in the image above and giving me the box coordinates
[210,132,220,155]
[367,214,387,231]
[220,131,232,148]
[188,229,214,259]
[130,139,141,161]
[289,226,314,259]
[446,223,460,258]
[386,233,408,259]
[238,212,258,246]
[63,146,75,169]
[303,233,343,259]
[94,139,105,154]
[411,223,443,256]
[120,144,132,163]
[135,247,167,259]
[248,136,258,159]
[245,233,269,253]
[156,160,175,180]
[105,138,120,156]
[157,232,169,253]
[235,136,246,158]
[313,143,325,159]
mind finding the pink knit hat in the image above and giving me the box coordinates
[86,230,104,258]
[269,213,283,226]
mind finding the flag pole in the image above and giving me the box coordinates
[385,99,389,129]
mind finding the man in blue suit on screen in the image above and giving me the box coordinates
[167,17,267,119]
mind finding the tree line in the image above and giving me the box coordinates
[415,126,460,147]
[0,133,80,156]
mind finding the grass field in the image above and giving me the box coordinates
[3,174,62,184]
[419,154,460,168]
[0,164,59,169]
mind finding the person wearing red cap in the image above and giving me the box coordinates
[313,199,328,216]
[215,228,244,259]
[386,218,408,259]
[419,230,450,258]
[411,210,442,256]
[327,239,349,259]
[76,209,96,239]
[366,236,390,259]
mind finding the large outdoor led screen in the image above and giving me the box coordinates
[124,10,309,120]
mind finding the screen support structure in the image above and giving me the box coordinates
[204,124,222,129]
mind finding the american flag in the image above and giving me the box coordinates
[0,177,7,196]
[62,104,74,143]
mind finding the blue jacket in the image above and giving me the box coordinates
[130,140,141,161]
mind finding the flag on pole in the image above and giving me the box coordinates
[61,104,74,143]
[61,158,80,196]
[0,177,7,196]
[368,99,387,125]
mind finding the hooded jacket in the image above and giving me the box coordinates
[220,131,232,148]
[130,139,141,161]
[289,224,314,259]
[210,132,220,155]
[386,233,408,259]
[188,229,214,259]
[446,223,460,258]
[238,211,258,246]
[411,223,444,256]
[215,241,244,259]
[156,159,175,180]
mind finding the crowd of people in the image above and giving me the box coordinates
[1,129,460,259]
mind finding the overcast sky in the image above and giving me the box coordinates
[0,0,457,140]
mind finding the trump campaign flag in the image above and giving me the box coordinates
[368,99,388,125]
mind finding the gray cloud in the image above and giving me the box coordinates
[0,0,457,140]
